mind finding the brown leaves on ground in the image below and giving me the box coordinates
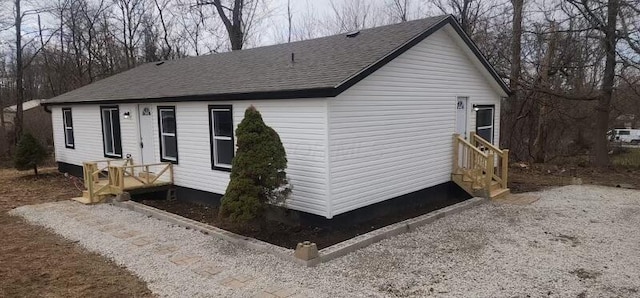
[509,163,640,193]
[0,167,153,298]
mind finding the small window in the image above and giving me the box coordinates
[209,105,234,170]
[101,106,122,157]
[158,106,178,162]
[475,106,494,143]
[618,130,631,136]
[62,108,74,148]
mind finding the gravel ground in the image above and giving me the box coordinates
[10,185,640,297]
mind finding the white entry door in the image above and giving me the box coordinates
[138,105,155,164]
[456,97,468,139]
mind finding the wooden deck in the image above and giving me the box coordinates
[73,159,174,204]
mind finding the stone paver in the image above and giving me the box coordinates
[259,286,298,298]
[219,275,253,289]
[154,244,180,255]
[130,236,155,247]
[110,229,142,239]
[169,255,202,266]
[192,264,224,278]
[97,223,124,232]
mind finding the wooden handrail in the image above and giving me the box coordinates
[453,133,510,195]
[470,132,503,155]
[81,159,172,202]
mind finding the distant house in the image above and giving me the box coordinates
[3,99,53,146]
[43,15,511,220]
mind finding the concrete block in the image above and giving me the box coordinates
[294,241,319,261]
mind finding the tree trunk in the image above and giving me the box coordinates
[503,0,523,149]
[532,22,558,163]
[33,164,38,176]
[593,0,618,167]
[14,0,24,142]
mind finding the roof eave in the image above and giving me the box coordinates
[41,86,340,106]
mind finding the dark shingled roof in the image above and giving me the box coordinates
[44,15,509,105]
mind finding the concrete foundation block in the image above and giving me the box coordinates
[294,241,319,261]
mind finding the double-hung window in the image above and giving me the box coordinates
[62,108,74,148]
[475,105,495,143]
[158,106,178,162]
[209,105,234,170]
[101,106,122,157]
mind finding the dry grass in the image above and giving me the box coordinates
[0,167,153,298]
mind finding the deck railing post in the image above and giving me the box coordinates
[486,152,494,197]
[145,165,150,185]
[169,164,174,184]
[501,149,509,189]
[452,134,460,174]
[470,131,477,147]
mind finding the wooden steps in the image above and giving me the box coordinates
[452,173,510,200]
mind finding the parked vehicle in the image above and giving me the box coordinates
[610,129,640,144]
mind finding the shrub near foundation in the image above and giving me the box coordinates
[220,106,291,224]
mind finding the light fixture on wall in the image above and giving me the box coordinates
[123,111,131,119]
[472,105,480,112]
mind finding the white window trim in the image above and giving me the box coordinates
[159,108,177,161]
[476,106,494,143]
[62,109,74,148]
[102,107,121,157]
[211,107,233,169]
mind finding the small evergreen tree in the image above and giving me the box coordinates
[14,133,47,176]
[220,106,291,223]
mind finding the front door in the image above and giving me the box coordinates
[138,105,155,164]
[456,97,468,138]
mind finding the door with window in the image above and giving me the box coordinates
[138,105,156,164]
[475,105,495,143]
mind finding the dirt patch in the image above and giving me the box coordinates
[0,167,153,297]
[508,163,640,193]
[141,195,467,250]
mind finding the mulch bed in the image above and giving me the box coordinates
[141,195,466,250]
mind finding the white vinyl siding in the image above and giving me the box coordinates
[149,100,330,216]
[327,25,503,216]
[52,104,141,166]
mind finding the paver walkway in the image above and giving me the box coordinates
[12,200,308,297]
[10,185,640,297]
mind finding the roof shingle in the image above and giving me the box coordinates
[44,15,506,105]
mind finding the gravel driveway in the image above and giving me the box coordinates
[10,185,640,297]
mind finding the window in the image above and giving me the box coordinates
[101,106,122,157]
[62,108,74,148]
[475,105,494,143]
[158,106,178,162]
[618,130,631,136]
[209,105,234,170]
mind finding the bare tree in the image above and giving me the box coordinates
[196,0,263,50]
[328,0,381,33]
[386,0,411,23]
[113,0,147,68]
[14,0,24,141]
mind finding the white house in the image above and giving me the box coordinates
[43,15,511,220]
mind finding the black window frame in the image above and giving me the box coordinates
[208,105,234,171]
[157,106,178,163]
[475,104,495,144]
[62,107,75,149]
[100,105,123,158]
